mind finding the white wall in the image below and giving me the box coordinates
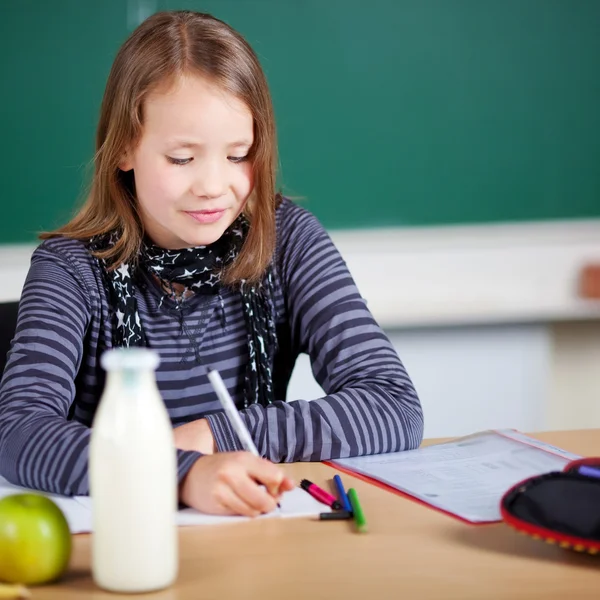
[388,325,552,438]
[548,321,600,430]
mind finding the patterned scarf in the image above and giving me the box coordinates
[89,216,277,407]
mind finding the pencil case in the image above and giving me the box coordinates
[500,457,600,555]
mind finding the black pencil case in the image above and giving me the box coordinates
[500,457,600,555]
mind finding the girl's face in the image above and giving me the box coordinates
[120,74,254,249]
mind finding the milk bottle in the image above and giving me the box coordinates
[89,348,178,593]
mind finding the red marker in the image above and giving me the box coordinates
[300,479,342,510]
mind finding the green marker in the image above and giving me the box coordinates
[348,488,367,533]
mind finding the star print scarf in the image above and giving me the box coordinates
[89,216,277,407]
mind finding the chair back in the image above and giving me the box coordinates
[0,302,19,377]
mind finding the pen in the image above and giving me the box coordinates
[208,367,281,508]
[207,368,259,456]
[300,479,342,510]
[348,488,367,533]
[578,465,600,479]
[333,474,352,513]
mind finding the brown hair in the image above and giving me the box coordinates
[42,10,279,284]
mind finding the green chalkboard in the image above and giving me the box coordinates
[1,0,599,243]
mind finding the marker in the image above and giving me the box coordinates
[348,488,367,533]
[578,465,600,479]
[319,510,353,521]
[208,367,280,508]
[300,479,342,510]
[333,474,352,513]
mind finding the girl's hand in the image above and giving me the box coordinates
[179,452,296,517]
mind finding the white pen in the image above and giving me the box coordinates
[207,367,282,511]
[207,367,259,456]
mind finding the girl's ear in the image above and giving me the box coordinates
[119,149,133,172]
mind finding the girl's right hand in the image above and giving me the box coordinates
[179,452,296,517]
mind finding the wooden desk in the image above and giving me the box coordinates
[31,430,600,600]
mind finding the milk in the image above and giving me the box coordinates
[89,348,178,593]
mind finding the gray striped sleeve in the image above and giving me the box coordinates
[209,205,424,462]
[0,247,202,495]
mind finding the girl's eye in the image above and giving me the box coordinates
[167,157,192,166]
[228,155,249,164]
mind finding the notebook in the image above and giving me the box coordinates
[329,429,581,523]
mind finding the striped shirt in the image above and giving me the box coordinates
[0,199,423,496]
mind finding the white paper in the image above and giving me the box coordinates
[176,486,330,526]
[0,478,329,533]
[331,429,581,523]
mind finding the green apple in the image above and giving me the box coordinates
[0,494,71,585]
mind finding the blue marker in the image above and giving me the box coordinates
[333,474,352,513]
[578,465,600,479]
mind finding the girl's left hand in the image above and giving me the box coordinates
[174,419,216,454]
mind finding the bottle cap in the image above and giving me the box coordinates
[100,348,160,372]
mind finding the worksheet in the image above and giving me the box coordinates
[331,429,580,523]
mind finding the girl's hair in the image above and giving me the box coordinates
[42,10,279,284]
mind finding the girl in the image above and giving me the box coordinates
[0,10,423,517]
